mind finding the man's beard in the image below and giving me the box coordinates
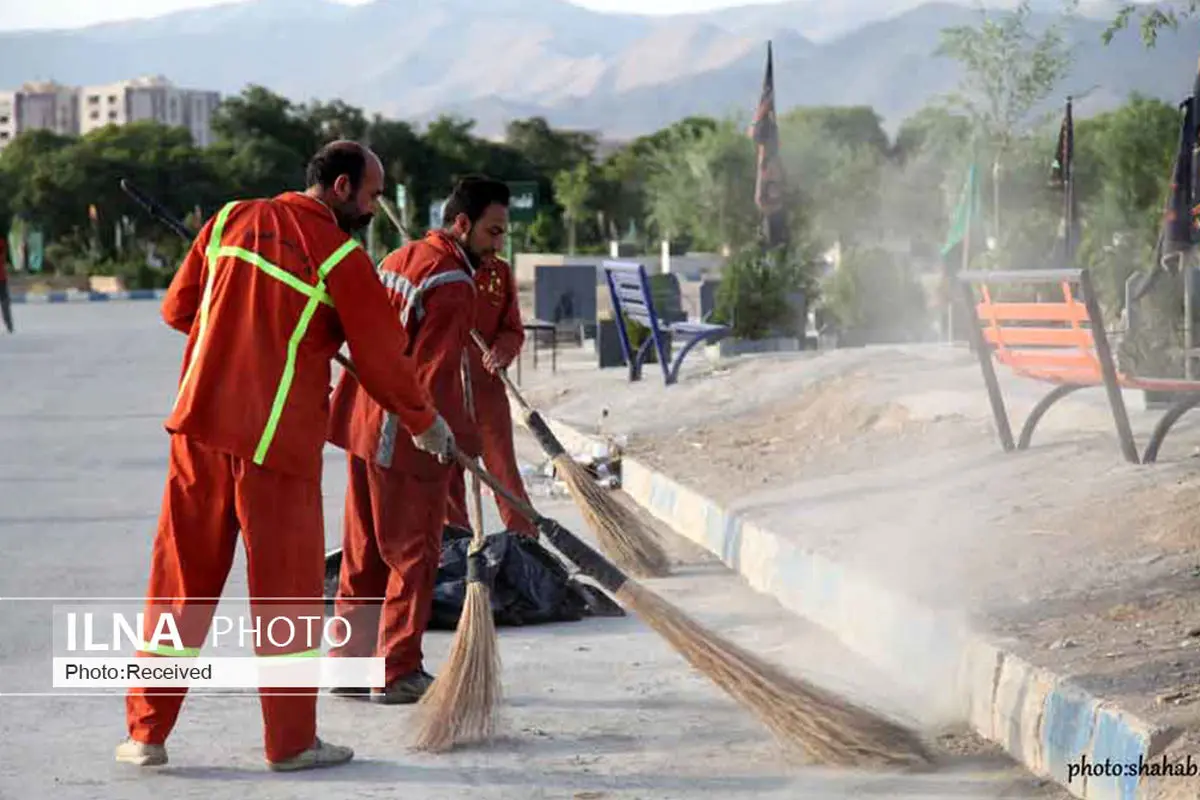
[333,202,373,234]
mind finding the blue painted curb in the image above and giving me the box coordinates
[522,410,1194,800]
[11,289,167,304]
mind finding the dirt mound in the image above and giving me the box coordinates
[625,374,927,495]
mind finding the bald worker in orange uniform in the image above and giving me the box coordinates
[443,254,538,539]
[326,175,511,704]
[117,141,456,772]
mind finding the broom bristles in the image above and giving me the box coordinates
[411,580,502,753]
[614,581,934,769]
[555,455,672,579]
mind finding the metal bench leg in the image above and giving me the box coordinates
[630,337,653,382]
[666,333,715,386]
[1017,384,1086,450]
[1142,394,1200,463]
[957,280,1016,452]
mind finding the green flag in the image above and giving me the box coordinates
[941,162,983,272]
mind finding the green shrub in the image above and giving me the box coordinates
[820,245,929,339]
[711,244,815,340]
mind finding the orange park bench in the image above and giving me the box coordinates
[956,268,1200,464]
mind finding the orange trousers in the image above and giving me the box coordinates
[125,433,325,763]
[445,386,537,537]
[331,453,450,684]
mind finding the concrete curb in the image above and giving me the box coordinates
[523,410,1195,800]
[11,289,168,304]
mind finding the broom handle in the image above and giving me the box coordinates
[377,196,416,243]
[451,449,629,594]
[469,330,533,413]
[467,329,572,462]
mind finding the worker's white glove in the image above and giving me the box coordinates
[411,414,455,464]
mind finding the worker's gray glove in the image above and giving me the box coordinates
[411,414,455,464]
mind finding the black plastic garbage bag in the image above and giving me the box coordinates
[429,526,624,629]
[324,526,624,628]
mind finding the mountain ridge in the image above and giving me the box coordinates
[0,0,1195,140]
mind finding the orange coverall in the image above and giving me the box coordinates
[127,192,436,763]
[326,230,481,685]
[444,256,537,537]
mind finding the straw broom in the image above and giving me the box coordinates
[467,330,672,579]
[411,360,503,753]
[455,451,935,769]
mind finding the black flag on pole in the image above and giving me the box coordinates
[1050,97,1079,266]
[749,41,788,249]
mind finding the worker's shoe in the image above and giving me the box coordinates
[329,685,371,700]
[267,738,354,772]
[373,669,435,705]
[115,738,168,767]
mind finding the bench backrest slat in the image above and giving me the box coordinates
[982,325,1095,349]
[960,274,1108,385]
[976,301,1090,324]
[603,261,657,328]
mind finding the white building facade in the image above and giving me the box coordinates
[0,75,220,150]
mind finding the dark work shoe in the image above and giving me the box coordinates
[373,669,436,705]
[329,686,372,700]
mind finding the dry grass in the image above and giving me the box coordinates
[556,454,672,578]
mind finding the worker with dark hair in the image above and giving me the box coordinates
[119,140,452,771]
[327,174,510,704]
[443,244,535,539]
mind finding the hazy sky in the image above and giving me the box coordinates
[0,0,791,31]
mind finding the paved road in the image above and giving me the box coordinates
[0,302,1067,799]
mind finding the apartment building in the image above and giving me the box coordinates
[0,75,220,150]
[0,81,80,147]
[79,75,221,147]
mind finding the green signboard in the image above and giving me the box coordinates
[506,181,538,224]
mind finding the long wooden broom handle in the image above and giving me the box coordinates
[469,330,533,412]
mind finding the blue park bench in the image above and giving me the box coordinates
[602,260,731,386]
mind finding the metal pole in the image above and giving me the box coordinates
[1186,255,1194,380]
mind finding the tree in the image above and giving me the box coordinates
[505,117,595,177]
[936,0,1077,237]
[553,161,592,255]
[643,117,757,252]
[777,108,887,250]
[1104,2,1200,46]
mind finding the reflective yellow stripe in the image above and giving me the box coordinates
[257,648,322,659]
[252,238,360,464]
[174,201,240,408]
[138,643,202,657]
[215,245,334,307]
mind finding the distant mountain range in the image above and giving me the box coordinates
[0,0,1197,140]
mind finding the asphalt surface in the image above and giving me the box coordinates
[0,302,1067,799]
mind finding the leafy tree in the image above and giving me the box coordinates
[935,0,1077,237]
[1104,2,1200,46]
[553,161,592,255]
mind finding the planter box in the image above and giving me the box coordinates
[705,336,801,362]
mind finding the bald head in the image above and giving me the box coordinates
[305,139,384,234]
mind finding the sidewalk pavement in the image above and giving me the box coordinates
[519,409,1200,800]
